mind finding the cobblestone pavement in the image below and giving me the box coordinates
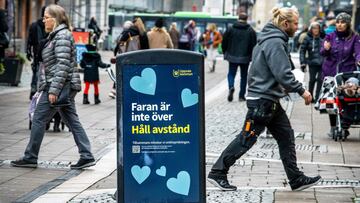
[1,52,360,203]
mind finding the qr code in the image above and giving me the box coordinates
[132,145,140,153]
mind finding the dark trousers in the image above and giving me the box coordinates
[0,47,4,63]
[308,65,322,101]
[30,63,39,95]
[210,99,303,182]
[24,90,94,162]
[227,62,249,98]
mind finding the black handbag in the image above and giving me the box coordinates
[0,32,9,48]
[50,83,71,107]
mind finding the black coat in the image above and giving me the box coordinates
[27,19,48,64]
[222,21,257,64]
[119,26,149,49]
[80,52,109,82]
[0,9,8,33]
[299,32,324,66]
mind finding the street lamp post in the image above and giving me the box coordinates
[223,0,226,16]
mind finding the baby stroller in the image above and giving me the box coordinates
[333,71,360,141]
[316,71,360,141]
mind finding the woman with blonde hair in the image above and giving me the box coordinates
[207,7,321,192]
[117,17,149,52]
[147,18,173,49]
[11,4,95,170]
[204,23,222,72]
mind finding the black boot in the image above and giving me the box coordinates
[83,94,90,104]
[95,94,101,104]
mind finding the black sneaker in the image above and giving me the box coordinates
[227,88,235,102]
[70,158,96,169]
[290,175,322,191]
[10,159,37,168]
[239,96,246,102]
[207,173,237,191]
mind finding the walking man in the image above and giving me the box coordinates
[222,12,257,102]
[207,7,322,191]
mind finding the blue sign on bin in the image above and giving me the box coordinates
[117,50,205,203]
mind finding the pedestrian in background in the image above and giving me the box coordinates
[222,12,257,101]
[179,20,197,51]
[185,20,198,51]
[325,17,336,35]
[26,6,48,100]
[207,7,322,192]
[0,8,8,63]
[147,18,173,49]
[110,20,133,99]
[80,44,110,105]
[169,22,180,49]
[320,12,360,138]
[300,21,324,103]
[204,23,222,73]
[11,4,95,170]
[88,16,102,45]
[118,17,149,51]
[294,24,308,51]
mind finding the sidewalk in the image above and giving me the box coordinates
[0,51,359,203]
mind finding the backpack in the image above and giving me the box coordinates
[125,33,140,52]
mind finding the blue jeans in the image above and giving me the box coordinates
[227,62,249,98]
[24,90,94,162]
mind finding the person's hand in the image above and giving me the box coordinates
[107,64,111,68]
[301,90,312,105]
[324,41,331,51]
[48,93,58,104]
[300,64,306,72]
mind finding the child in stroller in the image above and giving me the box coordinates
[333,71,360,141]
[316,71,360,141]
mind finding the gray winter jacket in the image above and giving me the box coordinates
[38,24,81,95]
[247,23,305,102]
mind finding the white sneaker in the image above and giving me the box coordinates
[108,91,116,99]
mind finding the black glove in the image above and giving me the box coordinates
[107,64,111,68]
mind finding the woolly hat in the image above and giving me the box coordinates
[336,12,351,26]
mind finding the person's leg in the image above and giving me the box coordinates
[208,99,266,190]
[267,104,303,182]
[314,66,323,102]
[23,91,57,162]
[328,114,337,137]
[53,112,61,132]
[30,63,39,100]
[94,82,101,104]
[59,95,94,161]
[83,82,90,104]
[239,63,249,100]
[267,104,321,190]
[308,65,317,101]
[227,62,238,102]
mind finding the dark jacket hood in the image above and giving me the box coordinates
[257,23,288,45]
[82,52,101,62]
[233,21,250,29]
